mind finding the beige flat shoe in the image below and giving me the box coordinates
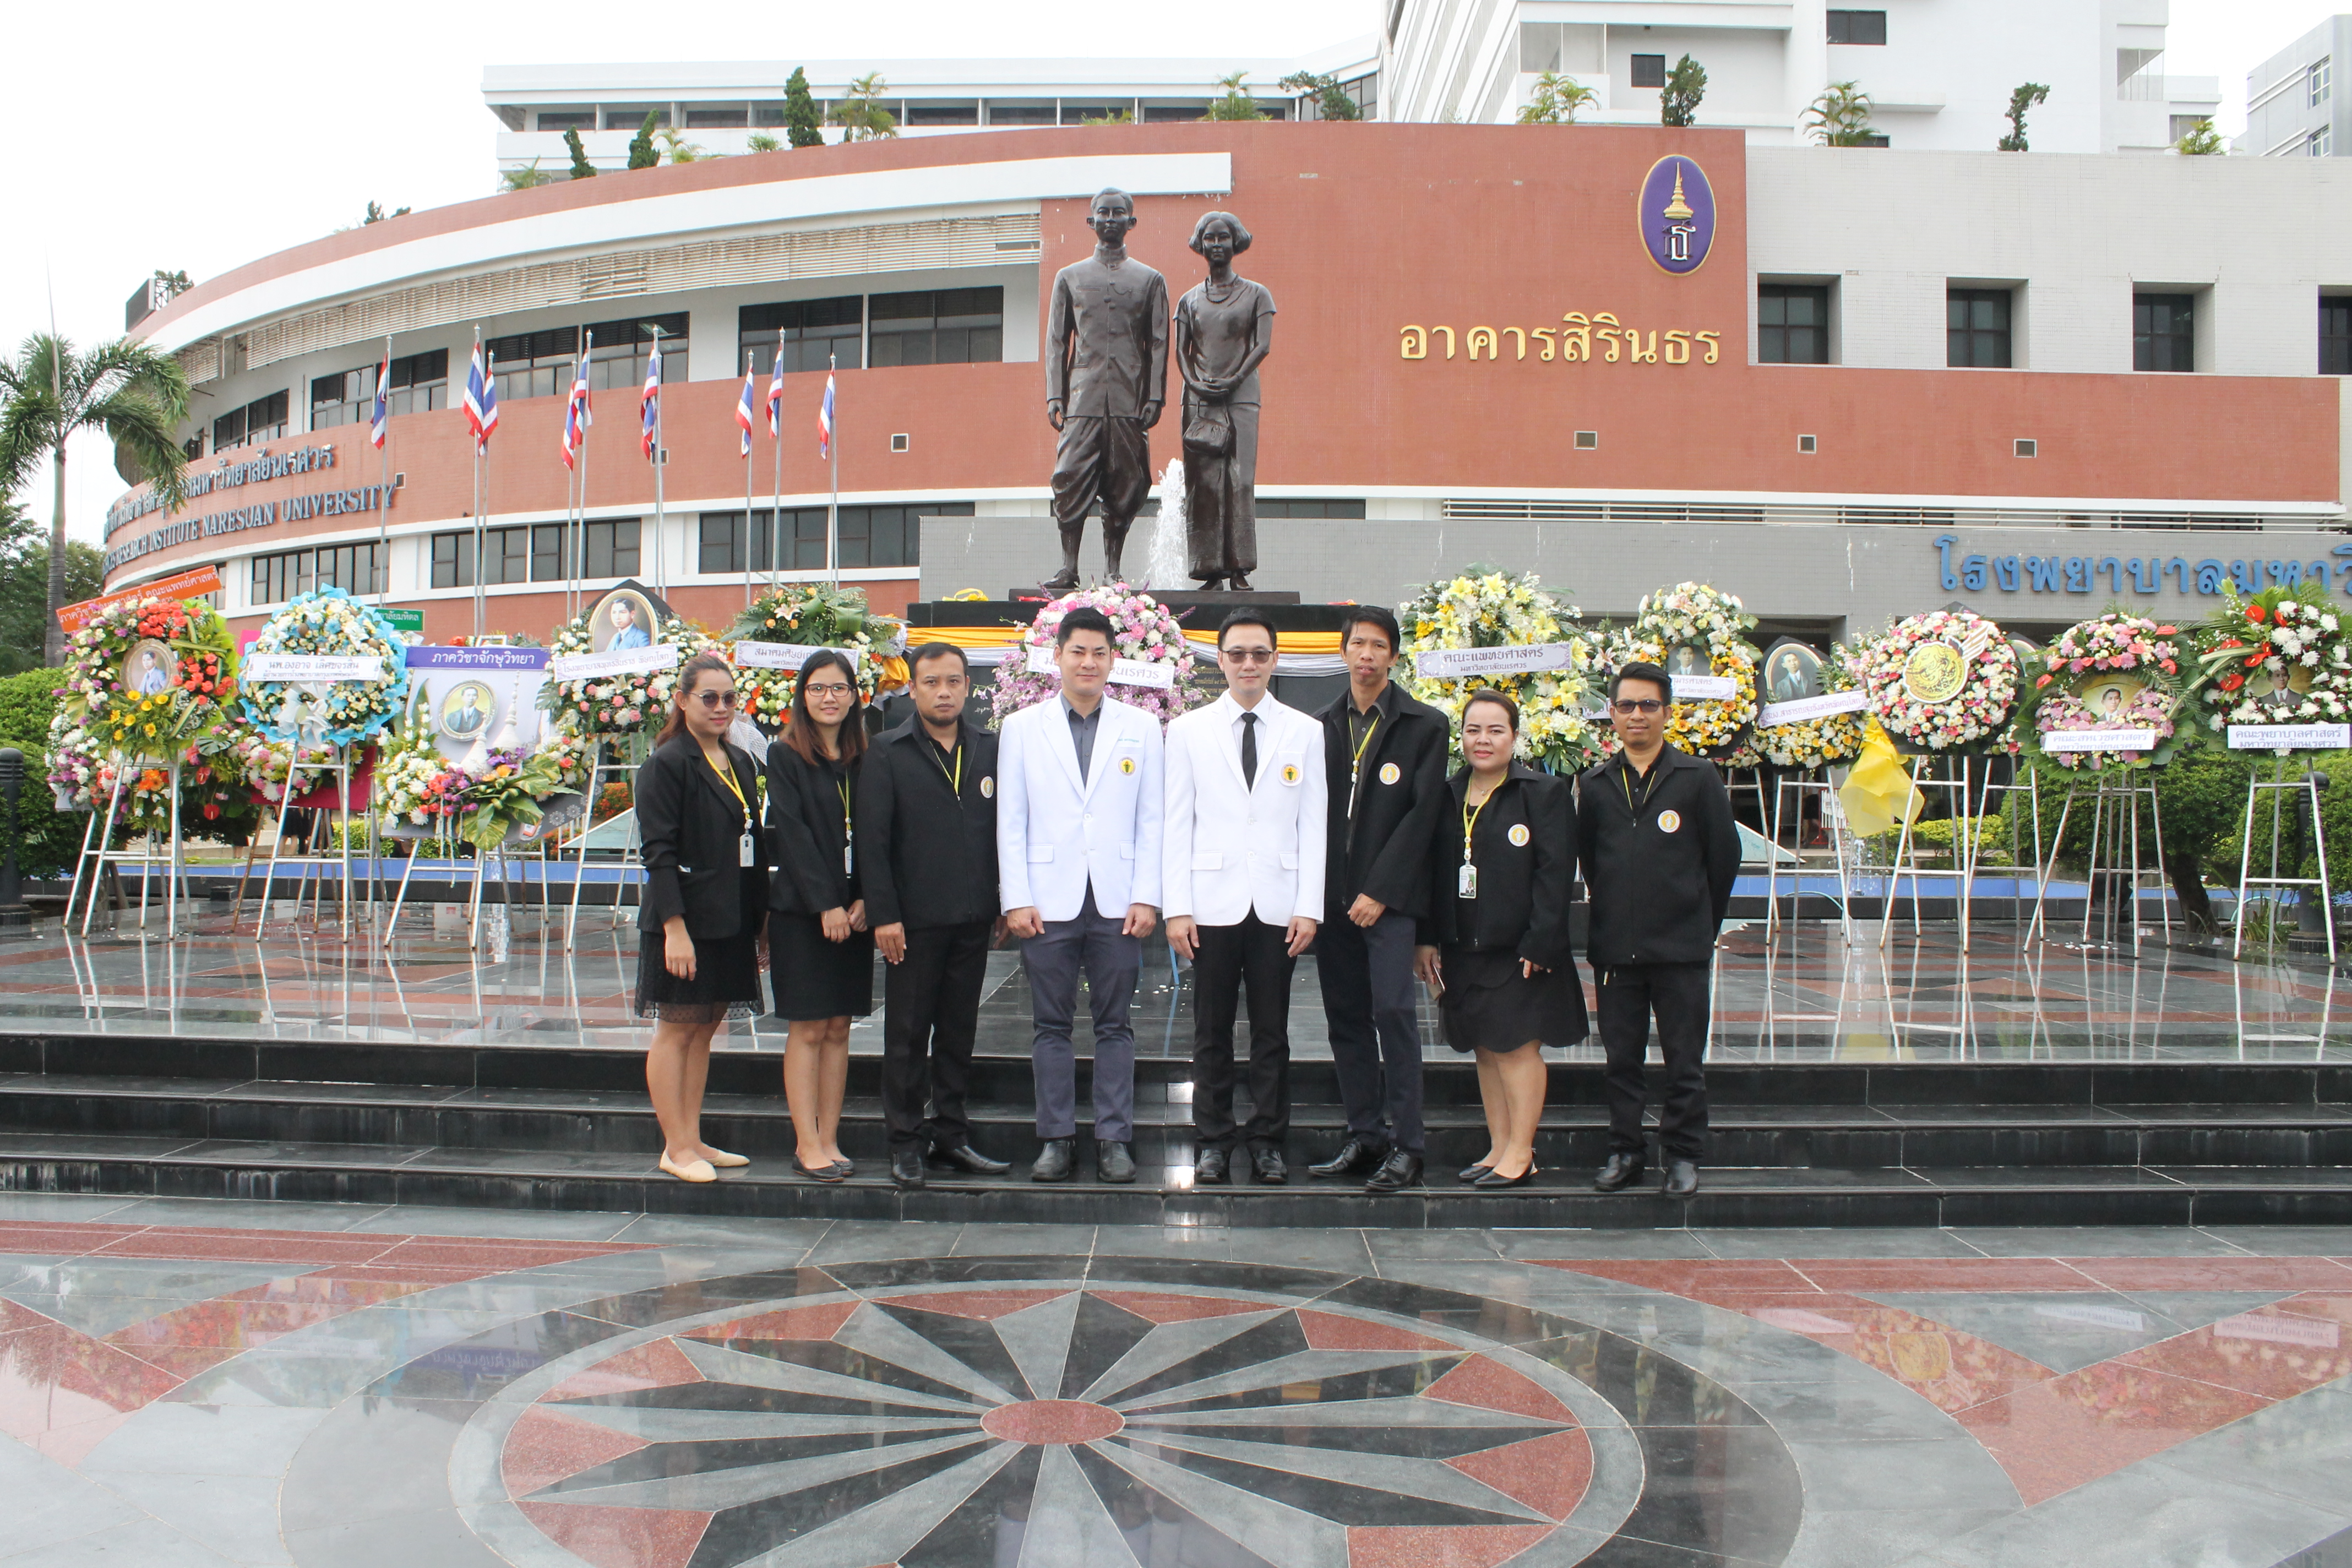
[701,1148,750,1169]
[659,1153,717,1184]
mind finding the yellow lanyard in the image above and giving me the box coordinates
[1461,785,1495,864]
[1346,709,1381,820]
[705,752,750,826]
[836,772,853,838]
[1620,757,1654,814]
[931,738,963,796]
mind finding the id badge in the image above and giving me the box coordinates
[1457,862,1478,900]
[843,841,854,876]
[738,832,756,868]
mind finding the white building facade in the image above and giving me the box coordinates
[2239,14,2348,159]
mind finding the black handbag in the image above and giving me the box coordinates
[1183,401,1233,458]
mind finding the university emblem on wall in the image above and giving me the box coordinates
[1638,155,1716,275]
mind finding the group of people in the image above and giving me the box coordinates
[631,605,1740,1198]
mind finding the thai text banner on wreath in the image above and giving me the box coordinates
[1935,536,2352,598]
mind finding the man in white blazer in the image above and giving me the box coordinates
[1163,609,1326,1186]
[998,606,1164,1185]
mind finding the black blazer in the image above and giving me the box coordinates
[1318,681,1452,921]
[857,716,1000,930]
[1419,764,1577,970]
[767,739,862,916]
[636,732,766,939]
[1576,744,1741,968]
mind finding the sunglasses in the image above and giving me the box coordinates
[1221,647,1276,665]
[1611,698,1666,715]
[692,689,739,710]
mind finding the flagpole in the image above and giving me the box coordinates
[576,329,592,623]
[377,333,391,606]
[650,324,667,602]
[743,349,756,609]
[478,345,496,641]
[827,350,839,590]
[769,334,785,597]
[471,327,486,642]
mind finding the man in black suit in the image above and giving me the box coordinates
[1577,661,1741,1199]
[1306,607,1452,1195]
[858,643,1011,1189]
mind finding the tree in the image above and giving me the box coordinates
[499,158,554,192]
[1517,73,1598,124]
[0,536,101,677]
[747,131,782,153]
[1660,55,1707,127]
[1280,70,1361,121]
[2176,118,2225,155]
[783,68,825,148]
[150,270,192,302]
[1079,107,1136,124]
[0,334,193,666]
[1803,80,1878,145]
[1997,82,2049,151]
[655,127,710,164]
[627,111,660,170]
[0,666,89,875]
[564,128,598,178]
[1206,70,1267,121]
[361,202,410,224]
[831,74,899,141]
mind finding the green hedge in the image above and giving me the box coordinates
[0,668,84,878]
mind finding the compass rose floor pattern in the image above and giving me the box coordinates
[3,1197,2352,1567]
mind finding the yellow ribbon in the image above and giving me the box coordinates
[1837,718,1923,838]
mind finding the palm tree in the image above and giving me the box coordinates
[831,74,899,141]
[1206,70,1267,121]
[1803,81,1877,145]
[1517,73,1599,124]
[0,335,192,665]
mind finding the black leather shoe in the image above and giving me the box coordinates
[1308,1137,1387,1178]
[792,1156,844,1184]
[1457,1163,1493,1184]
[1031,1139,1075,1182]
[930,1141,1011,1175]
[1253,1148,1288,1185]
[1098,1140,1136,1184]
[890,1150,925,1190]
[1363,1151,1423,1194]
[1594,1153,1647,1193]
[1662,1159,1700,1197]
[1473,1163,1536,1190]
[1195,1147,1230,1185]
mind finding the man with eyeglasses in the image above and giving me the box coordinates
[1577,661,1740,1199]
[1163,609,1325,1186]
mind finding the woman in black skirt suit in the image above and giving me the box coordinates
[766,650,874,1181]
[635,651,769,1184]
[1414,689,1587,1189]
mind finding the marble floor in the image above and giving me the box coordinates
[1,1194,2349,1567]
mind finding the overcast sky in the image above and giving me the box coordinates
[6,0,2333,546]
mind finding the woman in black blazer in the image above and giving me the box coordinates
[1415,689,1587,1190]
[635,651,769,1184]
[766,650,873,1182]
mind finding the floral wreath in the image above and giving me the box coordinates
[1605,582,1760,760]
[1401,568,1603,773]
[2016,612,2187,773]
[726,585,910,731]
[988,584,1204,730]
[1754,644,1869,770]
[47,595,253,834]
[231,734,339,805]
[237,587,411,747]
[377,697,591,852]
[545,600,714,752]
[2184,583,2352,747]
[1853,608,2022,752]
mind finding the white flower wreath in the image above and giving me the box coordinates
[1607,581,1760,759]
[1854,609,2022,752]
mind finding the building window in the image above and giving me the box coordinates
[429,521,639,589]
[2322,298,2352,375]
[740,297,863,376]
[585,316,687,395]
[1758,286,1830,364]
[903,102,976,126]
[1946,289,2013,368]
[1826,9,1887,44]
[252,543,383,606]
[683,104,748,128]
[602,105,669,130]
[868,288,1005,367]
[2134,293,2195,372]
[2170,114,2211,143]
[1254,499,1367,519]
[535,108,596,132]
[386,350,449,416]
[485,327,587,404]
[1143,104,1204,123]
[582,518,641,580]
[699,503,973,574]
[213,390,288,453]
[2313,56,2333,108]
[309,353,449,433]
[1629,54,1667,88]
[986,102,1056,125]
[2313,126,2334,156]
[311,366,374,432]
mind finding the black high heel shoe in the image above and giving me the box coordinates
[1472,1163,1538,1190]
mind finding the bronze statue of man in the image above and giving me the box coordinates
[1044,188,1167,589]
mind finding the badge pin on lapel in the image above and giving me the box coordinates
[1379,762,1401,785]
[1658,809,1682,834]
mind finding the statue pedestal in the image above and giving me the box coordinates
[910,597,1346,635]
[1006,588,1302,609]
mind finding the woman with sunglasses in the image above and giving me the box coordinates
[635,651,769,1183]
[766,650,874,1182]
[1414,688,1585,1190]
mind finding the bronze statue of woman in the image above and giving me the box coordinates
[1172,211,1275,591]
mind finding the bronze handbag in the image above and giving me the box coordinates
[1182,400,1233,458]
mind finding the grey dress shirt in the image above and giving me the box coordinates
[1061,694,1103,780]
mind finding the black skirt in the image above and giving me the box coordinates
[635,929,765,1025]
[1439,947,1589,1054]
[771,911,876,1022]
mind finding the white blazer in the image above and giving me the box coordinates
[998,694,1166,923]
[1161,692,1326,927]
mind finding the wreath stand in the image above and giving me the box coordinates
[383,820,546,951]
[563,753,643,952]
[232,748,362,938]
[1879,752,2015,954]
[1764,772,1856,945]
[2027,777,2172,952]
[2232,761,2335,963]
[66,754,187,940]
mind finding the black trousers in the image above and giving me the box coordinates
[1597,962,1711,1161]
[881,918,993,1151]
[1191,913,1295,1152]
[1314,911,1425,1154]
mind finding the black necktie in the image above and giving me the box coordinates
[1240,711,1258,788]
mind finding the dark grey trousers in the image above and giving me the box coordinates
[1316,911,1427,1155]
[1022,890,1140,1143]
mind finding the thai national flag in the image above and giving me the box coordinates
[462,344,497,450]
[817,371,835,460]
[640,338,662,462]
[736,367,756,458]
[765,345,785,437]
[562,351,591,470]
[369,347,390,450]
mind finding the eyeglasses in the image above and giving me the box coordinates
[693,690,739,710]
[1611,698,1666,715]
[804,683,853,698]
[1222,647,1276,665]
